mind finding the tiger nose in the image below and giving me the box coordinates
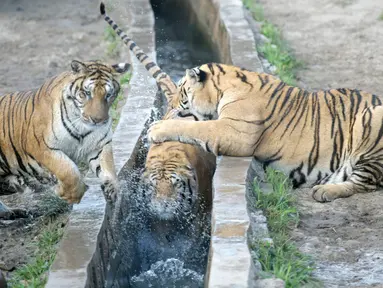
[90,116,108,124]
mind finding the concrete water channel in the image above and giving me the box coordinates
[46,0,265,287]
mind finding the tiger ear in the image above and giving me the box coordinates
[111,63,131,74]
[71,60,88,74]
[186,68,207,85]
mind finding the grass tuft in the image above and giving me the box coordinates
[119,72,131,86]
[104,26,120,57]
[243,0,301,85]
[103,19,131,129]
[39,193,71,218]
[9,221,65,288]
[243,0,264,21]
[252,167,321,287]
[111,72,131,130]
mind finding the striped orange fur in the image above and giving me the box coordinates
[148,63,383,202]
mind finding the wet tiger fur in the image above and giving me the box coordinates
[148,63,383,202]
[100,3,216,218]
[143,142,215,220]
[0,60,130,219]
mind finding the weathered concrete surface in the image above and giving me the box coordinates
[45,0,157,287]
[207,157,253,288]
[254,278,286,288]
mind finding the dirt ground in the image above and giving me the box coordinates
[257,0,383,287]
[0,0,120,278]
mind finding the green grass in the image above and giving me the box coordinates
[39,193,71,218]
[104,26,120,57]
[379,11,383,21]
[119,72,131,86]
[103,19,131,130]
[9,221,65,288]
[243,0,264,21]
[243,0,301,85]
[252,168,321,287]
[111,72,131,130]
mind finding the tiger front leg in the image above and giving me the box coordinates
[34,150,88,204]
[148,119,257,156]
[88,142,118,203]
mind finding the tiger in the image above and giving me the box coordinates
[0,59,130,220]
[100,2,216,218]
[147,63,383,203]
[143,142,216,220]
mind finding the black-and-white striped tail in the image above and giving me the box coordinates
[100,2,177,104]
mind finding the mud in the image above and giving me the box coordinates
[253,0,383,286]
[0,0,117,279]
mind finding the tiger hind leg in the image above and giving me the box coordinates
[313,106,383,203]
[312,161,383,202]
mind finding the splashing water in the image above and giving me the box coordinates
[130,258,204,288]
[87,2,218,287]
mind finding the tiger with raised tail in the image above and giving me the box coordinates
[148,63,383,202]
[0,60,130,219]
[100,3,216,218]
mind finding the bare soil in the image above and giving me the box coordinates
[256,0,383,287]
[0,0,121,279]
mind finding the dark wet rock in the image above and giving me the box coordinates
[0,270,7,288]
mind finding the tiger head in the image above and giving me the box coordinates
[66,60,131,126]
[142,143,198,220]
[175,64,222,121]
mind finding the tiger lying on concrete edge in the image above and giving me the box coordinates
[148,63,383,203]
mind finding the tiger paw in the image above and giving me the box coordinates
[56,181,89,204]
[147,120,178,144]
[101,179,118,203]
[312,183,353,202]
[0,207,30,220]
[0,175,26,195]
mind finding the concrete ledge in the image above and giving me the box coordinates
[207,157,254,288]
[186,0,264,286]
[46,0,158,287]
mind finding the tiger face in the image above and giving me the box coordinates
[176,66,218,121]
[67,60,130,126]
[142,145,198,220]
